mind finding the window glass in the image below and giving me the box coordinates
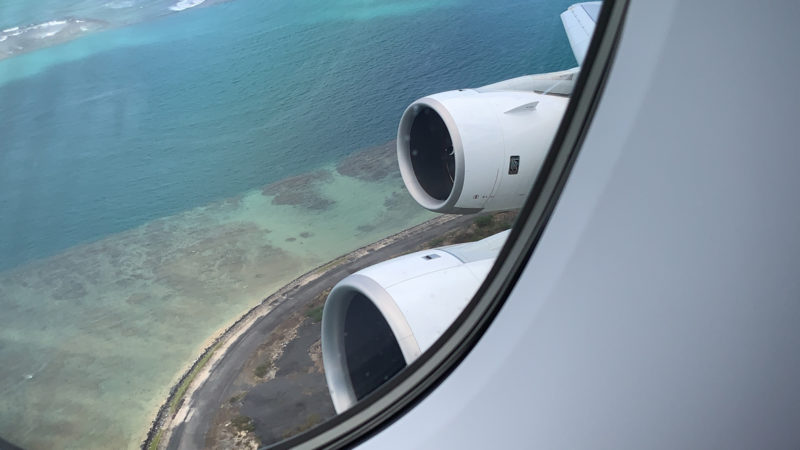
[0,0,589,448]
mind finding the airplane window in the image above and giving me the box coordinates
[0,0,614,448]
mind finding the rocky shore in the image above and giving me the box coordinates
[142,213,491,449]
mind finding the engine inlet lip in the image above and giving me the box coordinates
[321,274,420,413]
[397,97,466,213]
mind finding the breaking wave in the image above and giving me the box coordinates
[169,0,206,12]
[0,18,106,59]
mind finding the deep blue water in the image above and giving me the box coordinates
[0,0,577,271]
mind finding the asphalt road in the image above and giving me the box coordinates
[167,215,476,449]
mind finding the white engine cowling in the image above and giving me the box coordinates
[397,82,570,214]
[321,231,509,413]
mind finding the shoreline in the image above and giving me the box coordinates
[141,214,465,449]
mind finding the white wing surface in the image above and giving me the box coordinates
[560,2,601,65]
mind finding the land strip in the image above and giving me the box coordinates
[145,211,516,449]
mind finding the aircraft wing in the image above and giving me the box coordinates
[560,2,602,65]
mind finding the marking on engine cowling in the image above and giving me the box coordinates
[509,155,520,175]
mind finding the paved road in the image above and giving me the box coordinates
[0,436,23,450]
[167,215,476,449]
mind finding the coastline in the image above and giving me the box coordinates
[0,0,569,445]
[142,213,468,449]
[0,142,435,448]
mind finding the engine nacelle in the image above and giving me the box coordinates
[397,76,571,214]
[321,231,508,413]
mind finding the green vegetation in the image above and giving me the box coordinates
[147,429,163,450]
[169,342,221,415]
[464,212,517,241]
[229,393,245,404]
[282,413,322,439]
[305,305,324,322]
[420,211,518,249]
[428,236,445,247]
[473,214,494,228]
[254,361,272,378]
[305,287,330,323]
[231,415,256,433]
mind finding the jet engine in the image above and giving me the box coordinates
[321,68,577,412]
[396,69,576,214]
[321,231,508,413]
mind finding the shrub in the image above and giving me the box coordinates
[305,305,324,322]
[473,215,493,228]
[254,362,271,378]
[231,415,255,433]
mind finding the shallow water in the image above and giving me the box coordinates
[0,148,435,448]
[0,0,577,447]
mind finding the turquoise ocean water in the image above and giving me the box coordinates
[0,0,577,448]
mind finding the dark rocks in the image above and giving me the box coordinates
[336,140,399,182]
[261,170,335,211]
